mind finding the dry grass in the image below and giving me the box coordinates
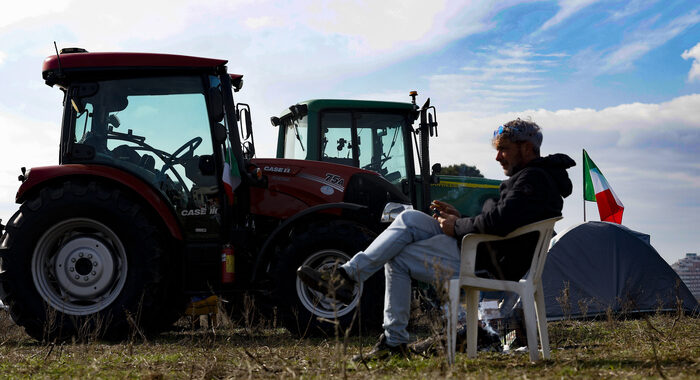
[0,306,698,379]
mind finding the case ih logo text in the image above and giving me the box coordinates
[264,166,291,174]
[181,207,218,216]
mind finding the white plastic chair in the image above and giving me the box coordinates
[446,216,562,363]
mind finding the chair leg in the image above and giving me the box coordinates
[446,279,460,365]
[520,290,540,362]
[534,283,550,360]
[465,288,479,359]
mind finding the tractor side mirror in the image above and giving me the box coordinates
[213,123,226,143]
[208,87,224,123]
[243,109,252,138]
[237,103,253,140]
[237,103,255,158]
[107,114,121,129]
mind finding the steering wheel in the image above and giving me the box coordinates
[171,137,202,164]
[158,137,202,203]
[362,155,391,174]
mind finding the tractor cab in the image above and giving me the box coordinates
[273,99,427,207]
[272,95,502,216]
[42,49,254,240]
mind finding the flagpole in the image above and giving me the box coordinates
[583,149,586,222]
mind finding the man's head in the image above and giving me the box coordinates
[492,119,542,176]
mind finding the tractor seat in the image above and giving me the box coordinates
[139,154,156,172]
[112,144,141,165]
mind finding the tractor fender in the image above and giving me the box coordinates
[251,202,368,282]
[15,164,183,240]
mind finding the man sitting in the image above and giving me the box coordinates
[298,119,575,361]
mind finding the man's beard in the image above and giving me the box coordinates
[505,164,524,176]
[504,150,525,176]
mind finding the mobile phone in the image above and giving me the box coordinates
[431,202,440,217]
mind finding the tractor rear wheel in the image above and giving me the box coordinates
[273,220,384,337]
[0,180,175,341]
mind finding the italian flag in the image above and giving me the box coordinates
[583,149,624,224]
[222,146,241,205]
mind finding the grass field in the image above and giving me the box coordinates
[0,307,698,379]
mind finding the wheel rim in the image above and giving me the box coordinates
[32,218,128,316]
[296,249,363,319]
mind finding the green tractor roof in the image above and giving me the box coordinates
[276,99,416,120]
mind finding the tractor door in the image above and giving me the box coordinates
[319,111,412,187]
[63,75,223,240]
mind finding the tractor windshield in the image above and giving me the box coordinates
[320,111,408,184]
[66,75,218,214]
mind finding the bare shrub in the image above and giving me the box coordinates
[242,292,267,333]
[556,281,571,320]
[42,301,58,342]
[0,307,22,345]
[74,313,107,344]
[605,305,615,329]
[577,298,590,319]
[125,293,147,355]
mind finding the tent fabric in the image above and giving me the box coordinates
[542,221,698,320]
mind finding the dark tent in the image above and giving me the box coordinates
[542,221,699,320]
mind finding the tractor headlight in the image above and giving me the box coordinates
[381,202,413,223]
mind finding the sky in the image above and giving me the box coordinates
[0,0,698,265]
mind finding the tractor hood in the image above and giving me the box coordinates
[248,158,409,220]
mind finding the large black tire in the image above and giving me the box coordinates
[272,220,384,337]
[0,179,177,341]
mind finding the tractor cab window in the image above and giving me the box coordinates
[66,76,221,238]
[282,115,308,160]
[318,111,407,184]
[356,113,407,184]
[320,112,354,167]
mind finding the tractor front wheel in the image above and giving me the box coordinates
[273,220,384,337]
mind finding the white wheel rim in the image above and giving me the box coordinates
[32,218,128,316]
[295,249,363,319]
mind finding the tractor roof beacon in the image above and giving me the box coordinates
[0,49,406,340]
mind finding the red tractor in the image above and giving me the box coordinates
[0,49,418,340]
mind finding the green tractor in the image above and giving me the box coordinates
[271,93,501,216]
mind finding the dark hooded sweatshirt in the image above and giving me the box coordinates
[454,153,575,280]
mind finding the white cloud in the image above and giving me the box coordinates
[582,10,700,75]
[244,16,273,29]
[0,0,71,28]
[539,0,604,32]
[682,42,700,82]
[297,0,503,55]
[427,44,563,113]
[1,0,505,60]
[0,1,523,162]
[0,108,60,214]
[0,51,6,65]
[608,0,659,21]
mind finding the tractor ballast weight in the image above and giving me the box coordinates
[0,49,407,340]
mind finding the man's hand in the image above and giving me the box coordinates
[430,200,460,217]
[436,213,458,237]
